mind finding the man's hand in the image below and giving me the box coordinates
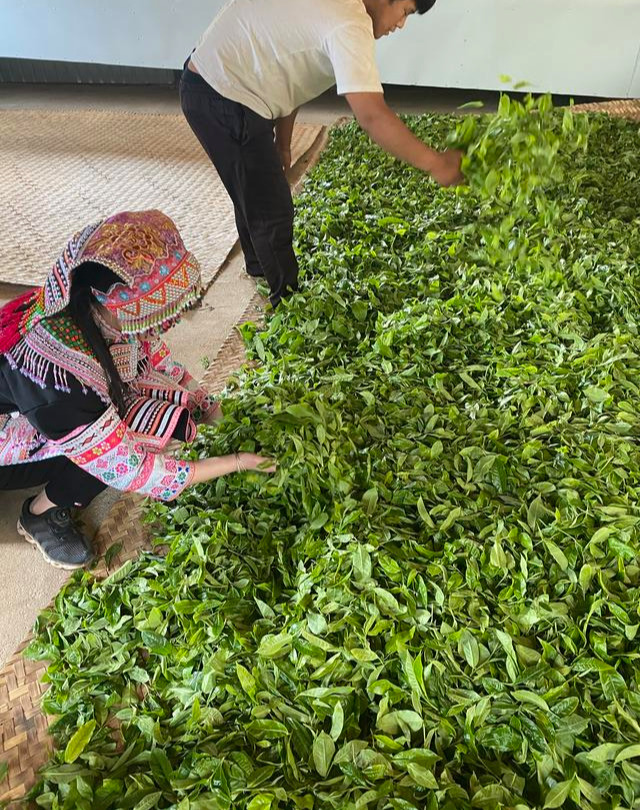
[428,149,464,187]
[274,108,298,175]
[346,92,466,187]
[277,145,292,174]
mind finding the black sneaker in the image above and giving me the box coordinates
[17,497,94,570]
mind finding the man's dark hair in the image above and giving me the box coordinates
[415,0,436,13]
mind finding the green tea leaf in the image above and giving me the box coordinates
[544,779,574,808]
[377,711,423,735]
[247,796,274,810]
[512,690,550,712]
[132,792,162,810]
[352,545,372,582]
[586,743,626,762]
[615,744,640,763]
[64,720,96,764]
[257,633,292,659]
[362,487,379,515]
[330,702,344,741]
[237,663,257,697]
[313,732,335,777]
[407,762,438,789]
[584,386,609,403]
[104,541,123,568]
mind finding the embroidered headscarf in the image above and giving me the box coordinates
[0,209,203,354]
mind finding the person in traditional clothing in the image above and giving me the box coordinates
[0,210,274,570]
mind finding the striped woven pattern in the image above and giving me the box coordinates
[0,110,325,287]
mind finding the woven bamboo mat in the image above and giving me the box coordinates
[0,498,151,805]
[201,293,266,395]
[0,108,324,288]
[3,96,636,807]
[571,98,640,120]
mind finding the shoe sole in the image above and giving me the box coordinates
[17,521,91,571]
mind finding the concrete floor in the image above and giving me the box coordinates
[0,80,499,667]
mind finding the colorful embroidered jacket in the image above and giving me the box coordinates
[0,314,214,501]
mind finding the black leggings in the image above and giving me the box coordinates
[0,457,107,508]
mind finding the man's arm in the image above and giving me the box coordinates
[346,92,463,187]
[274,108,299,173]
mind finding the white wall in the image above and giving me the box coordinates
[0,0,216,70]
[1,0,639,98]
[630,50,640,97]
[376,0,640,98]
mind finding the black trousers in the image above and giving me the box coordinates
[179,65,299,307]
[0,457,107,508]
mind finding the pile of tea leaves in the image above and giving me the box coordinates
[21,97,640,810]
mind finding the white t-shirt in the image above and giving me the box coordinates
[191,0,383,120]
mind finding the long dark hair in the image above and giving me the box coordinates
[65,262,129,417]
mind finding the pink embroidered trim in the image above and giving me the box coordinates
[53,406,194,501]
